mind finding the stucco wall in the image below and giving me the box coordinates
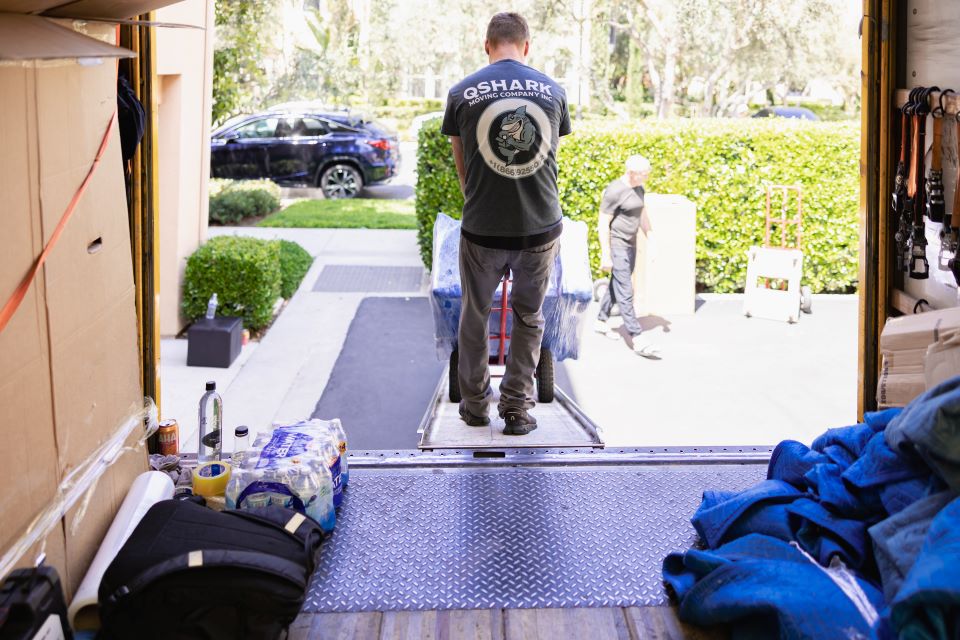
[156,0,214,336]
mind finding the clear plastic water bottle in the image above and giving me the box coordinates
[308,462,336,532]
[232,425,249,468]
[326,419,349,487]
[198,381,222,462]
[316,437,343,508]
[206,293,218,320]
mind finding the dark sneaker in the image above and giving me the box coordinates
[501,409,538,435]
[459,402,490,426]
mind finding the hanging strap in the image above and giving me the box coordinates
[0,112,117,336]
[907,112,921,200]
[899,111,909,163]
[931,117,943,172]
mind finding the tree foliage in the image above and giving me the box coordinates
[268,2,363,107]
[212,0,857,122]
[212,0,276,127]
[607,0,858,118]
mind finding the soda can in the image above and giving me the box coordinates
[158,419,179,455]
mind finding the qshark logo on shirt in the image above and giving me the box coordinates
[496,106,535,165]
[477,98,552,179]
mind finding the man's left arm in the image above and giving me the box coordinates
[640,207,652,237]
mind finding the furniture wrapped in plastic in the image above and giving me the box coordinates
[430,213,593,361]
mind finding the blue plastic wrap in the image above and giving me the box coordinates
[430,213,593,361]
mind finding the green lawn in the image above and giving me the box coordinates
[257,198,416,229]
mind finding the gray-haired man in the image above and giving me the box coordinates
[596,155,661,358]
[442,12,572,435]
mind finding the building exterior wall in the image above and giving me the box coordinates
[156,0,214,336]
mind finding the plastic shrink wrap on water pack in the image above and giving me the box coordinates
[226,419,348,533]
[430,213,593,361]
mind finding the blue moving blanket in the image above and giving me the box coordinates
[662,534,884,639]
[890,496,960,639]
[886,378,960,492]
[869,491,957,601]
[664,385,960,638]
[691,480,803,549]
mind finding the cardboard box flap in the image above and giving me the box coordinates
[41,0,184,19]
[0,13,134,60]
[0,1,65,13]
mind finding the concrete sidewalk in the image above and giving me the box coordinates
[561,294,858,447]
[160,227,858,453]
[160,228,425,454]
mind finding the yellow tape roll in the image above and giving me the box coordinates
[192,461,232,497]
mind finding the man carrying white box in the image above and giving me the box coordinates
[595,155,662,359]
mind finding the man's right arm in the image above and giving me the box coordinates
[598,212,613,271]
[450,136,466,195]
[598,186,615,270]
[440,89,464,194]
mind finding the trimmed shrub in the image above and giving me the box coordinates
[276,239,313,298]
[209,180,280,224]
[415,118,859,293]
[182,236,281,331]
[209,178,282,199]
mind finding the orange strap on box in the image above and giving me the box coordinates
[0,111,117,336]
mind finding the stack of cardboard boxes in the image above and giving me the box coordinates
[0,0,180,605]
[878,306,960,407]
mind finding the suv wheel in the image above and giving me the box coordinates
[319,164,363,199]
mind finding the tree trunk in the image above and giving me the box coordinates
[658,45,677,118]
[646,56,663,119]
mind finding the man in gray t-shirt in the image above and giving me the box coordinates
[442,12,571,435]
[596,155,661,359]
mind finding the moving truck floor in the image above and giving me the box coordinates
[296,452,765,634]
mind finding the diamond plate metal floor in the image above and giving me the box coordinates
[304,463,765,612]
[313,265,424,292]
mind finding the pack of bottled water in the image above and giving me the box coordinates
[225,419,349,533]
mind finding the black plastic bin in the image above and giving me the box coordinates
[187,316,242,368]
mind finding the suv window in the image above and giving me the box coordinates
[232,118,278,139]
[326,119,358,134]
[301,117,329,136]
[274,116,330,138]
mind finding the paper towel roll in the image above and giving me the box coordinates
[68,470,174,630]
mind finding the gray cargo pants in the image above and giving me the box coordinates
[598,241,643,336]
[458,236,559,417]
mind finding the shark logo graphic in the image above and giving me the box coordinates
[496,106,536,165]
[477,98,552,179]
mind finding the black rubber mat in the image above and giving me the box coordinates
[313,265,424,292]
[311,297,444,450]
[304,463,767,612]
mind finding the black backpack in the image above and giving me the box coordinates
[97,499,325,640]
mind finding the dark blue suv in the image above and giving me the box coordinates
[210,110,398,198]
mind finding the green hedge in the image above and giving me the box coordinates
[415,118,860,293]
[209,179,282,225]
[183,236,281,331]
[182,236,314,331]
[277,239,313,298]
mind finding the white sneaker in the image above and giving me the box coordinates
[595,320,621,340]
[633,340,662,359]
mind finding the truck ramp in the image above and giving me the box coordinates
[304,453,768,613]
[418,372,603,449]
